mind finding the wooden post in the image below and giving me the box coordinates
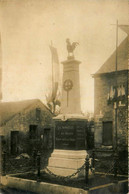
[37,151,41,182]
[85,154,89,190]
[0,136,2,176]
[92,149,95,169]
[32,148,36,168]
[113,151,118,183]
[2,151,6,176]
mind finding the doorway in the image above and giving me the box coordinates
[43,128,50,149]
[102,121,113,146]
[11,131,19,155]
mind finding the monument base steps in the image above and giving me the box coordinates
[47,149,89,178]
[47,166,85,177]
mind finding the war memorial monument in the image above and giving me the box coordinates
[47,39,88,177]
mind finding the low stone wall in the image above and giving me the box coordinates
[1,175,128,194]
[90,180,128,194]
[1,175,88,194]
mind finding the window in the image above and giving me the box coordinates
[43,128,50,149]
[36,108,41,121]
[11,131,19,154]
[102,121,112,146]
[29,125,38,139]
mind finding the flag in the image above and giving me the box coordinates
[117,86,121,97]
[49,45,60,85]
[109,86,115,99]
[49,44,61,114]
[121,85,125,96]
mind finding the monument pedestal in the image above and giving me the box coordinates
[48,149,87,177]
[47,115,88,178]
[47,52,90,178]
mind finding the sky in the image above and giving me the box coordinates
[0,0,128,112]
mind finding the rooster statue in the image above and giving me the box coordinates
[66,38,79,58]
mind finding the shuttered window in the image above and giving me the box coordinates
[36,108,41,121]
[29,125,38,139]
[102,121,112,146]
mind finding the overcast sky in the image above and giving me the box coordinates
[0,0,128,112]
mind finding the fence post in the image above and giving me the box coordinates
[92,149,95,169]
[113,151,118,183]
[37,151,41,182]
[2,151,6,176]
[32,148,36,168]
[85,154,89,190]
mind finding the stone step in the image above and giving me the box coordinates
[51,149,87,159]
[48,157,85,169]
[47,149,90,178]
[47,166,85,177]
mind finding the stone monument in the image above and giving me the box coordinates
[47,39,88,177]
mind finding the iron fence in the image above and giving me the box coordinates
[1,149,127,190]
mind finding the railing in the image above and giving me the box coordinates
[1,149,127,190]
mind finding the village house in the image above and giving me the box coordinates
[0,99,53,155]
[93,33,128,156]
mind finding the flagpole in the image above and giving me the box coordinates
[115,20,118,71]
[110,20,119,151]
[51,41,54,93]
[115,20,118,151]
[49,42,60,115]
[51,41,56,114]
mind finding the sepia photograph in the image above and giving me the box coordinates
[0,0,128,193]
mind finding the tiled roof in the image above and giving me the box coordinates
[95,36,128,75]
[0,99,51,126]
[119,25,129,35]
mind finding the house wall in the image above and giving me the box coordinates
[94,70,128,151]
[1,102,53,154]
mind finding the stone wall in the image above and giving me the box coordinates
[94,70,128,151]
[1,102,53,154]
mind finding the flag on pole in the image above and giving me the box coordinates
[48,44,61,114]
[49,45,60,86]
